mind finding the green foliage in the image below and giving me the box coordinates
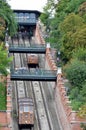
[63,44,86,111]
[78,2,86,22]
[64,59,86,110]
[78,104,86,119]
[40,0,86,58]
[0,0,17,36]
[0,82,6,110]
[65,0,86,13]
[0,17,6,41]
[59,13,84,34]
[64,59,86,88]
[56,0,69,13]
[72,47,86,62]
[80,83,86,98]
[72,25,86,48]
[40,12,51,33]
[71,99,82,110]
[41,0,86,113]
[0,43,13,76]
[67,82,86,110]
[69,87,79,100]
[40,0,56,29]
[59,13,85,61]
[69,87,86,110]
[80,123,86,130]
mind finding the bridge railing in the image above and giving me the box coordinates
[11,68,57,76]
[9,43,46,48]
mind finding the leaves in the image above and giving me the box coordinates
[41,0,86,111]
[0,43,13,76]
[72,25,86,48]
[72,47,86,62]
[60,13,84,34]
[0,82,6,110]
[0,0,17,36]
[64,59,86,88]
[78,2,86,17]
[0,17,6,40]
[78,104,86,119]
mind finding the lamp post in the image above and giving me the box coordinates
[5,27,8,40]
[57,50,61,67]
[5,28,9,55]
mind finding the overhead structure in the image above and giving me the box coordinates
[9,44,46,53]
[14,10,41,25]
[10,69,57,81]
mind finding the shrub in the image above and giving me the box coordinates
[0,82,6,110]
[64,59,86,89]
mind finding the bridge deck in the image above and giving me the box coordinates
[9,44,46,53]
[10,69,57,81]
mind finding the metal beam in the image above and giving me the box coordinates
[10,74,57,81]
[9,47,46,53]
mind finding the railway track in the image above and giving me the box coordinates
[31,75,51,130]
[11,36,35,130]
[24,36,52,130]
[11,34,53,130]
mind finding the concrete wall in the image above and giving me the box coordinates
[35,22,85,130]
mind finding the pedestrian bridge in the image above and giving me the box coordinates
[9,43,46,53]
[10,68,57,81]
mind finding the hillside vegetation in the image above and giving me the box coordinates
[40,0,86,122]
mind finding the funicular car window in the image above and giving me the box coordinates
[24,106,29,112]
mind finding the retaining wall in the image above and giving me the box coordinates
[6,75,12,130]
[35,23,45,44]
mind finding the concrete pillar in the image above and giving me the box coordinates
[46,43,51,54]
[5,41,9,50]
[57,67,62,82]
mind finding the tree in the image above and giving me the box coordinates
[0,0,17,36]
[64,59,86,88]
[64,0,86,13]
[0,43,12,76]
[40,0,86,52]
[0,17,6,41]
[72,25,86,48]
[40,0,59,45]
[78,2,86,22]
[78,104,86,119]
[64,60,86,110]
[72,47,86,62]
[59,13,84,61]
[60,13,84,34]
[0,82,6,110]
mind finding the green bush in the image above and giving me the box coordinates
[80,123,86,130]
[66,82,86,111]
[78,104,86,119]
[64,59,86,88]
[72,47,86,62]
[69,87,79,99]
[0,82,6,110]
[71,99,82,110]
[64,59,86,110]
[69,87,83,110]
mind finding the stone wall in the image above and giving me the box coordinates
[6,75,12,129]
[35,23,45,44]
